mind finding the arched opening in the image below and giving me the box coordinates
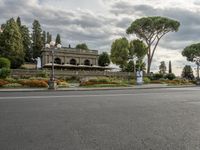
[70,59,76,65]
[84,59,90,66]
[54,58,61,64]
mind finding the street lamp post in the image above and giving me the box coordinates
[51,50,55,81]
[45,41,62,90]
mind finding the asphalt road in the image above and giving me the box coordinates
[1,87,200,150]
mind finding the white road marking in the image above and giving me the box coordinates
[0,87,199,100]
[0,92,164,100]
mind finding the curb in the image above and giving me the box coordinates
[0,85,197,92]
[58,85,197,91]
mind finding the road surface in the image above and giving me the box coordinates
[1,87,200,150]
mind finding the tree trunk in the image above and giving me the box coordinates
[147,54,151,75]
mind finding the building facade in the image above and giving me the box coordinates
[41,47,102,70]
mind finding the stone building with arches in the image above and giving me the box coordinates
[41,47,108,70]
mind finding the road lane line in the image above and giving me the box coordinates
[0,92,166,100]
[0,90,199,100]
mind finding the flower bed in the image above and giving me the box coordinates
[2,83,23,88]
[0,77,70,88]
[80,81,119,86]
[18,80,48,88]
[0,79,9,87]
[150,79,194,85]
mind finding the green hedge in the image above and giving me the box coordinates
[0,68,11,79]
[0,57,11,69]
[165,73,176,80]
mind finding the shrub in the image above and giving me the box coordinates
[165,73,176,80]
[56,79,66,85]
[19,80,48,88]
[0,57,11,69]
[57,82,69,88]
[80,81,118,86]
[87,77,111,83]
[69,76,80,81]
[0,68,11,79]
[143,77,151,84]
[0,79,9,87]
[163,78,192,85]
[159,78,166,81]
[88,78,98,83]
[129,79,136,85]
[19,66,27,69]
[36,70,48,78]
[173,78,190,85]
[29,77,48,80]
[5,77,17,83]
[152,73,164,80]
[3,83,23,88]
[150,80,164,84]
[97,77,110,83]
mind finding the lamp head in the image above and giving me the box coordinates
[45,43,50,48]
[50,41,55,47]
[57,44,62,48]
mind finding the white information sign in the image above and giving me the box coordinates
[136,71,143,85]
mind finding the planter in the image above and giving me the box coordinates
[196,79,200,85]
[48,80,57,90]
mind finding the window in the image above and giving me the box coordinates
[70,59,76,65]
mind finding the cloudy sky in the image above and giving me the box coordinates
[1,0,200,75]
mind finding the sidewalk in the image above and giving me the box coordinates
[0,84,197,92]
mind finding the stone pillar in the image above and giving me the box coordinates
[95,58,98,65]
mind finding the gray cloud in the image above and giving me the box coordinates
[1,0,200,75]
[0,0,120,51]
[110,2,200,50]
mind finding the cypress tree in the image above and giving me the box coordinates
[16,17,32,62]
[42,31,46,46]
[169,61,172,73]
[21,25,31,62]
[159,61,167,74]
[32,20,43,58]
[16,16,21,27]
[46,32,52,43]
[55,34,61,45]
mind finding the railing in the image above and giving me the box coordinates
[45,48,98,55]
[11,69,135,78]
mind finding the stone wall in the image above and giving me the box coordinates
[11,69,135,79]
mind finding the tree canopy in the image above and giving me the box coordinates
[76,43,89,50]
[125,60,135,72]
[182,43,200,78]
[126,16,180,74]
[159,61,167,74]
[181,65,194,80]
[110,38,147,72]
[0,18,24,68]
[110,37,129,70]
[98,52,110,66]
[129,39,147,60]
